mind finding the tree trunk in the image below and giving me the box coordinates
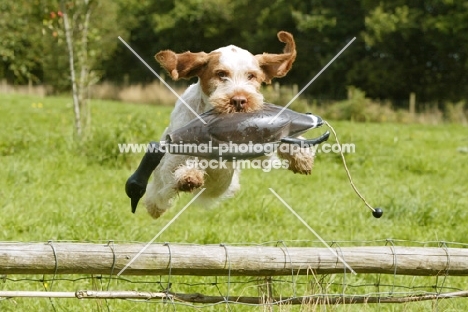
[60,0,82,137]
[79,0,92,131]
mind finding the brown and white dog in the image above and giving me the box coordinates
[145,31,313,218]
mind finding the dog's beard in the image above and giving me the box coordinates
[210,89,264,114]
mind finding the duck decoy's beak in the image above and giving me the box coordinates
[280,131,330,147]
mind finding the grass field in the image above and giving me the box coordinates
[1,93,468,311]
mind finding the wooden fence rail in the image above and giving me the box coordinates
[1,242,467,276]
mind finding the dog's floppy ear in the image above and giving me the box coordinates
[255,31,297,84]
[155,50,208,80]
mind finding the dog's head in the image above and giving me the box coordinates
[155,31,296,113]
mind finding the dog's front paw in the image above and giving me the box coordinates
[286,156,314,175]
[277,143,315,175]
[177,173,204,191]
[174,166,205,192]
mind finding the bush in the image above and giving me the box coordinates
[78,114,157,168]
[261,83,310,113]
[323,87,397,122]
[444,101,467,124]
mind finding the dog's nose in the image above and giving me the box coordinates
[230,96,247,110]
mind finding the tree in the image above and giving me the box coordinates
[290,0,366,99]
[2,0,460,109]
[43,0,125,136]
[0,0,44,83]
[351,0,468,106]
[105,0,237,84]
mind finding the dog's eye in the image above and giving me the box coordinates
[217,71,228,80]
[247,73,256,80]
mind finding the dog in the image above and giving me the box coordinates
[144,31,313,219]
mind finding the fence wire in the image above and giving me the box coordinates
[1,239,468,311]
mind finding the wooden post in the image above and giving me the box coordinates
[409,92,416,117]
[258,276,274,309]
[274,82,280,99]
[1,79,7,93]
[1,243,468,277]
[292,84,298,97]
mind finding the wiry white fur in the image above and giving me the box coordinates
[215,45,260,73]
[145,32,298,218]
[145,47,261,218]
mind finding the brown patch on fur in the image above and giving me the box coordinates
[255,31,297,84]
[155,50,209,80]
[197,52,223,95]
[277,143,314,175]
[148,208,166,219]
[174,167,205,192]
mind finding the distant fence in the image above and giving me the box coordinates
[1,81,467,125]
[0,79,184,105]
[0,79,418,108]
[0,80,49,97]
[1,241,468,307]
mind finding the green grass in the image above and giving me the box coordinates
[1,93,467,311]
